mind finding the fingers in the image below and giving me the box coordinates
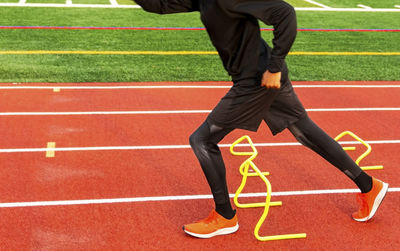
[261,71,281,89]
[266,81,281,89]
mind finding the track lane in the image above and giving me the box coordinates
[1,82,399,249]
[0,111,400,148]
[0,144,397,203]
[1,85,398,201]
[0,193,398,250]
[1,84,400,112]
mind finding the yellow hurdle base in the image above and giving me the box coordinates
[256,233,307,242]
[230,135,307,242]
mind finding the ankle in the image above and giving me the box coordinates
[354,171,373,193]
[215,203,236,219]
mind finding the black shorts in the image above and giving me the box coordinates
[207,72,306,134]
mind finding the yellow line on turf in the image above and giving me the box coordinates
[0,50,217,55]
[0,50,399,55]
[291,52,400,55]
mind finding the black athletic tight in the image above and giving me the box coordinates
[189,122,235,218]
[189,115,372,219]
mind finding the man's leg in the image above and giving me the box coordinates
[288,115,388,221]
[183,121,239,238]
[288,115,372,192]
[189,121,235,219]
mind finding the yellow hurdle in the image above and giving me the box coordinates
[230,136,281,208]
[234,161,282,208]
[334,131,383,171]
[230,135,307,241]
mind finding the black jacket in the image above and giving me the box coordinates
[135,0,297,82]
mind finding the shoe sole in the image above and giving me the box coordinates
[353,182,389,222]
[183,224,239,238]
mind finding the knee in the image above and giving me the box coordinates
[189,131,211,159]
[189,129,207,151]
[189,122,210,149]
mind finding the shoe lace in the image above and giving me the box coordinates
[203,210,219,225]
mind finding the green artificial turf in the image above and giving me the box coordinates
[0,6,399,82]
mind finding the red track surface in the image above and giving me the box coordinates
[0,81,399,250]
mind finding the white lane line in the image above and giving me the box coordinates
[306,107,400,111]
[1,188,399,208]
[0,85,232,89]
[1,140,400,153]
[304,0,331,8]
[1,84,400,89]
[0,110,210,116]
[0,107,400,116]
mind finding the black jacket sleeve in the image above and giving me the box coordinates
[222,0,297,73]
[135,0,199,14]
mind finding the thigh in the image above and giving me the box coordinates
[263,81,307,135]
[207,79,278,132]
[191,121,234,145]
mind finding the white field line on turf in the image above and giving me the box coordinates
[1,140,400,153]
[357,4,372,9]
[0,3,399,11]
[1,107,400,116]
[109,0,118,6]
[1,84,400,89]
[293,7,400,12]
[0,3,136,8]
[303,0,331,9]
[0,188,399,208]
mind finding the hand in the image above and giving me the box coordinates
[261,70,281,89]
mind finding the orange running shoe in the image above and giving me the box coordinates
[183,210,239,238]
[352,177,389,222]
